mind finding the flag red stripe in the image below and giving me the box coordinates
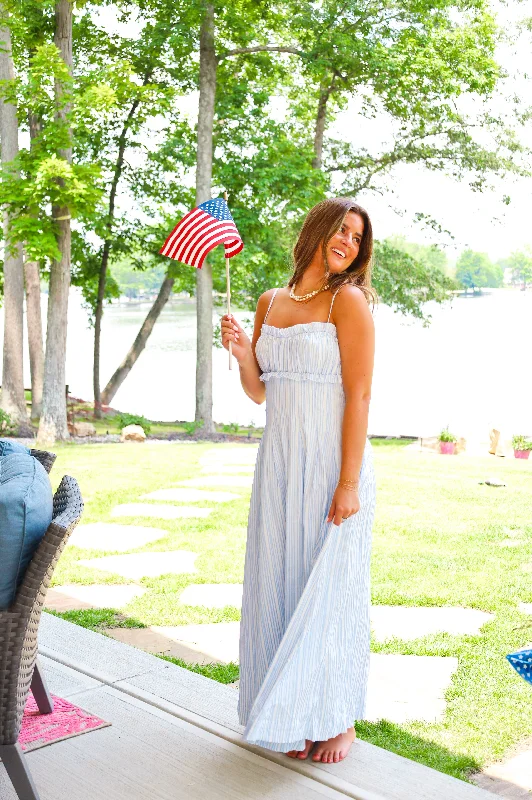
[167,210,212,260]
[180,219,235,263]
[187,223,241,265]
[190,228,243,267]
[174,214,223,264]
[159,208,203,257]
[160,204,243,268]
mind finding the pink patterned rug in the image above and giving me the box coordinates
[19,691,111,752]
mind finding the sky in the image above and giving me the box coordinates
[98,1,532,263]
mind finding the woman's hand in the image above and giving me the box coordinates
[327,485,360,526]
[221,313,252,364]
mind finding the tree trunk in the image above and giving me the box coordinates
[195,3,216,434]
[37,0,72,444]
[24,260,44,420]
[26,113,44,420]
[93,97,141,419]
[101,273,175,407]
[0,16,28,425]
[312,87,330,170]
[93,240,110,419]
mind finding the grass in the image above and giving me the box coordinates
[45,438,532,782]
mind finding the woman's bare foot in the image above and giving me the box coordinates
[286,739,314,759]
[311,727,356,763]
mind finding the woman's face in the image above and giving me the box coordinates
[325,211,364,274]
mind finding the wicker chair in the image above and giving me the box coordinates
[0,449,83,800]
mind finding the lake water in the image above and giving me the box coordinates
[0,287,531,438]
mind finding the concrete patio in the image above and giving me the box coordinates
[0,613,502,800]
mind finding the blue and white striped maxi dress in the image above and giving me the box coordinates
[238,287,377,753]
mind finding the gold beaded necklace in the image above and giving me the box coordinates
[289,280,330,303]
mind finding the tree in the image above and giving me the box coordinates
[37,0,73,444]
[385,235,449,276]
[508,248,532,290]
[372,242,456,324]
[287,0,521,196]
[0,9,28,426]
[455,249,503,292]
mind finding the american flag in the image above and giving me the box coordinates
[159,197,244,268]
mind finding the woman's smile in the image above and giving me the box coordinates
[326,211,364,272]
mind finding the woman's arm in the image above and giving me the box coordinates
[327,285,375,526]
[220,290,275,405]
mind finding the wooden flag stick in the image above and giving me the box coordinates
[224,191,233,370]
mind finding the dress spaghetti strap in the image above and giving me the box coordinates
[263,288,279,323]
[327,287,343,323]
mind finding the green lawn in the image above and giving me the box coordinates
[46,439,532,782]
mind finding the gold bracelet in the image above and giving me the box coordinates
[338,479,359,491]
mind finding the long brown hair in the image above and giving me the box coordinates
[289,197,377,307]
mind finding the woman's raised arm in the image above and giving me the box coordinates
[220,289,275,405]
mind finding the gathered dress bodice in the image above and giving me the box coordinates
[256,321,342,385]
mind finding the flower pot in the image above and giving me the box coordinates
[439,441,455,455]
[514,449,530,460]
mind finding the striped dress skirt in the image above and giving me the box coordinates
[237,315,377,752]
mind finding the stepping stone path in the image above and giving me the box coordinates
[200,465,254,474]
[111,503,212,519]
[371,606,494,642]
[79,551,198,579]
[45,584,146,612]
[167,587,495,643]
[365,654,458,724]
[473,739,532,798]
[178,476,254,488]
[107,621,240,665]
[142,488,240,503]
[111,620,457,723]
[179,583,243,608]
[200,447,258,466]
[518,602,532,615]
[67,523,167,552]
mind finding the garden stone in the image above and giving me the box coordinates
[45,584,146,612]
[474,746,532,795]
[121,424,146,442]
[67,522,167,551]
[111,503,212,519]
[142,488,240,503]
[518,602,532,614]
[178,475,253,488]
[200,465,254,474]
[179,584,243,608]
[365,654,458,723]
[107,621,240,665]
[371,606,494,642]
[70,421,96,437]
[79,551,198,579]
[201,447,258,465]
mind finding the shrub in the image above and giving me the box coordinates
[114,412,151,434]
[0,409,17,436]
[221,422,240,434]
[182,419,204,435]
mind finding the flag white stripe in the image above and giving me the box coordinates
[167,210,211,259]
[160,208,203,257]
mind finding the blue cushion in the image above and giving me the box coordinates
[0,438,30,457]
[0,453,53,610]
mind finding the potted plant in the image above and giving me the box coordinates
[438,426,457,455]
[512,435,532,460]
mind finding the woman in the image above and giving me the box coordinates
[220,197,377,765]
